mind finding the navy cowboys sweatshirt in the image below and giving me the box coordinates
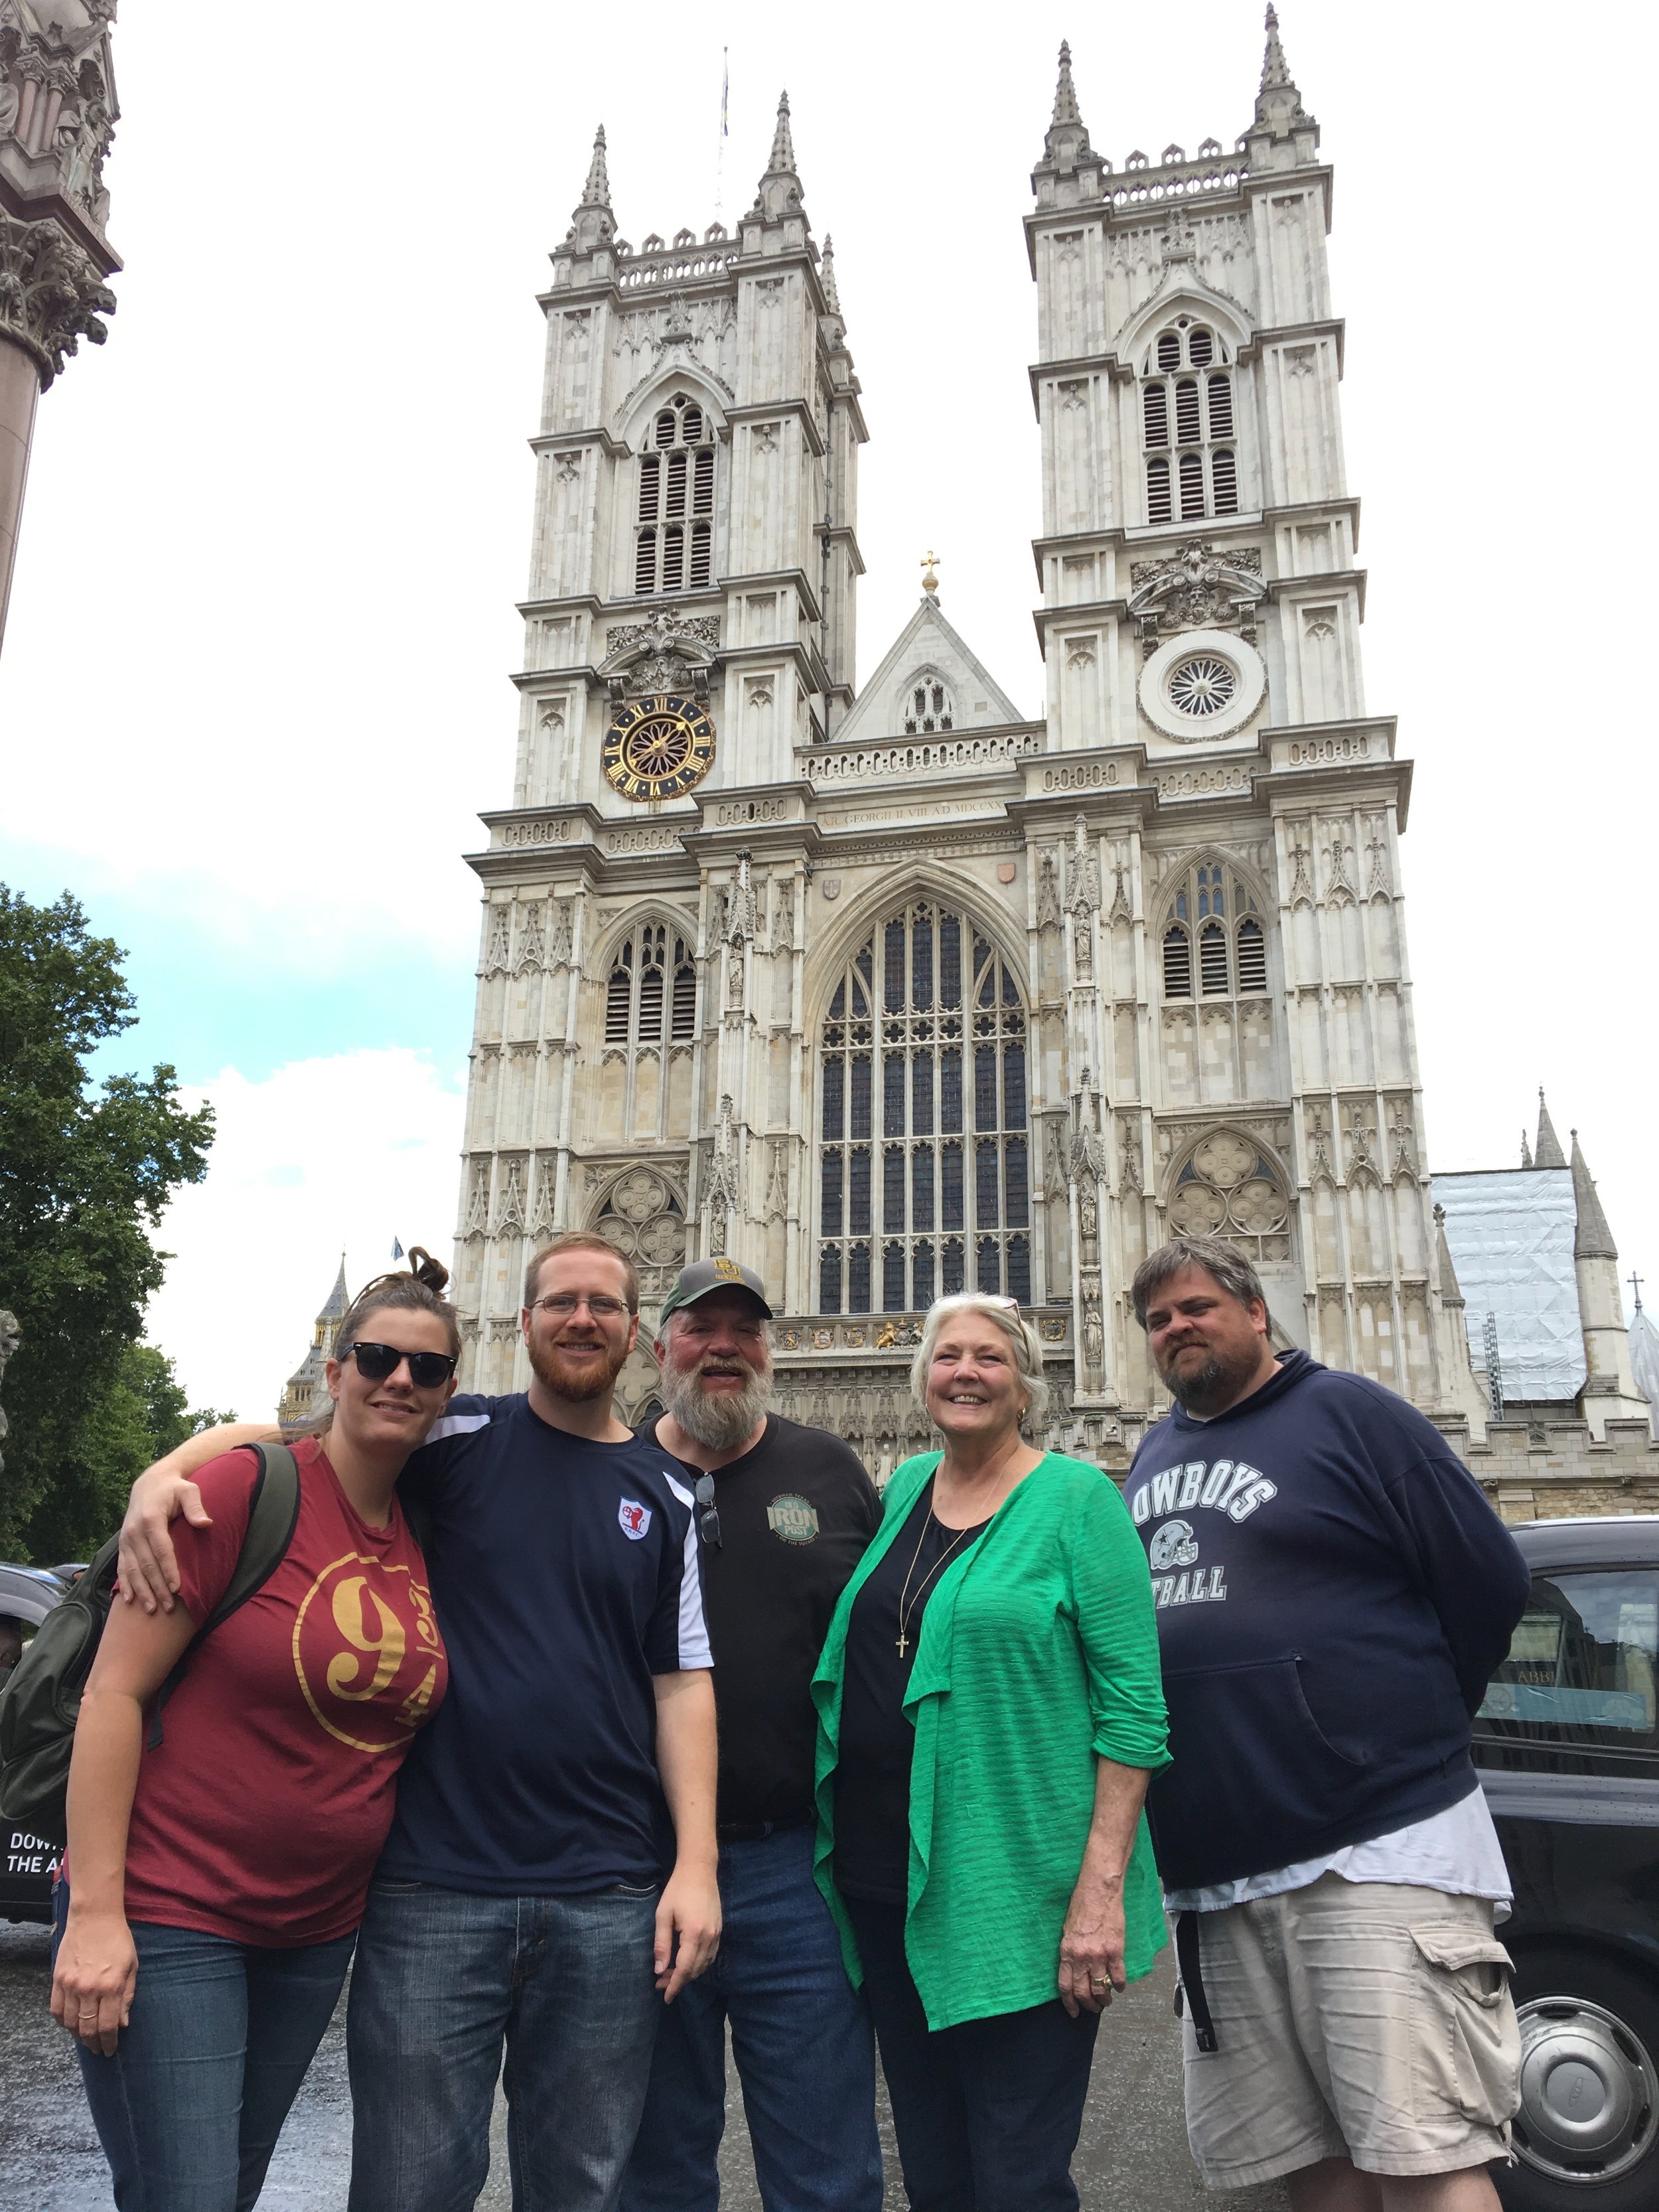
[1127,1349,1530,1891]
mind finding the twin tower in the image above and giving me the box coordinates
[447,18,1574,1475]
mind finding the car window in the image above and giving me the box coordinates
[1477,1570,1659,1751]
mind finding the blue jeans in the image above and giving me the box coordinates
[621,1824,883,2212]
[52,1880,354,2212]
[346,1877,662,2212]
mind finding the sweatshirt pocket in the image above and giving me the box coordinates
[1151,1654,1370,1881]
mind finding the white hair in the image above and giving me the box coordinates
[909,1294,1051,1433]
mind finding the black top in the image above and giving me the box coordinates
[638,1412,881,1830]
[833,1482,990,1904]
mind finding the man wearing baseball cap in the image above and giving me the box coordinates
[622,1258,885,2212]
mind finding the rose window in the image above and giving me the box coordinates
[1167,655,1238,718]
[595,1170,686,1299]
[1167,1133,1291,1260]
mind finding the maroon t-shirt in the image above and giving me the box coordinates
[116,1439,447,1945]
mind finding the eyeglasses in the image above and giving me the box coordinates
[343,1343,458,1389]
[693,1471,722,1550]
[528,1294,633,1320]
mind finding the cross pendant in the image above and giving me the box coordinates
[896,1632,909,1657]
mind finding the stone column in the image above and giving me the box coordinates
[0,3,122,656]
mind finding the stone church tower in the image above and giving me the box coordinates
[453,19,1495,1469]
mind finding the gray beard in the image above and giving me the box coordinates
[660,1361,772,1453]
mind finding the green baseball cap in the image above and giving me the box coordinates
[657,1256,774,1326]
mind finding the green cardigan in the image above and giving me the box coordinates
[812,1449,1171,2031]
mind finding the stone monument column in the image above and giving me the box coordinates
[0,2,120,654]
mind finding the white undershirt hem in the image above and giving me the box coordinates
[1163,1781,1512,1921]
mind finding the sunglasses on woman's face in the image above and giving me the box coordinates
[342,1342,458,1389]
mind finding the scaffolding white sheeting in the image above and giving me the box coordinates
[1630,1307,1659,1428]
[1431,1167,1586,1404]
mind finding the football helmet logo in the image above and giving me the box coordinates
[1149,1518,1199,1572]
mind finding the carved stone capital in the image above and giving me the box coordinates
[0,210,115,386]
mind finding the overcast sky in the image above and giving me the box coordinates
[2,1,1652,1419]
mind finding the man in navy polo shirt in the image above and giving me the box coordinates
[119,1232,720,2212]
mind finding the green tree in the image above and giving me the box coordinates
[62,1343,238,1564]
[0,887,216,1561]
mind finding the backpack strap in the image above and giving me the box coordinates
[146,1442,302,1750]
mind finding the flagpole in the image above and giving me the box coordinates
[715,47,728,222]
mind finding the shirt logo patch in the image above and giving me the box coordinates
[618,1498,652,1541]
[1149,1517,1199,1572]
[766,1493,820,1545]
[291,1552,446,1755]
[712,1258,743,1280]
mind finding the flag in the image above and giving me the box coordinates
[392,1237,405,1261]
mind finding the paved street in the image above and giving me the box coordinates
[1,1919,1286,2211]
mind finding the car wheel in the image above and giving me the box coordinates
[1498,1948,1659,2212]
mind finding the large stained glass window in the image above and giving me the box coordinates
[818,903,1031,1314]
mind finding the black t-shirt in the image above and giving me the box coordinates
[638,1412,881,1830]
[833,1481,990,1904]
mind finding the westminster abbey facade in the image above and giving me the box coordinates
[447,17,1654,1494]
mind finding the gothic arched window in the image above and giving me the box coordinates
[1159,859,1269,1004]
[1141,320,1239,524]
[818,903,1030,1316]
[635,393,716,597]
[1167,1130,1291,1263]
[604,922,697,1047]
[901,674,955,735]
[595,1167,687,1302]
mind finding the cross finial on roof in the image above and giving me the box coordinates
[1631,1271,1646,1313]
[921,550,940,597]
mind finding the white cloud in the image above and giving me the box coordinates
[145,1051,467,1420]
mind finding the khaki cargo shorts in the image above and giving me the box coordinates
[1179,1876,1520,2187]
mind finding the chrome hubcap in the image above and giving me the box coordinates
[1513,1992,1658,2183]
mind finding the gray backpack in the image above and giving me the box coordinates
[0,1443,301,1846]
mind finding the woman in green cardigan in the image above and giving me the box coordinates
[812,1291,1169,2212]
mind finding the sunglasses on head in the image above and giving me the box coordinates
[342,1342,458,1389]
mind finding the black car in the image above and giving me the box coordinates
[1475,1514,1659,2212]
[0,1562,69,1926]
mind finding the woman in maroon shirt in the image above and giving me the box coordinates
[50,1254,459,2212]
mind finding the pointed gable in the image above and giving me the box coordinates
[833,597,1024,746]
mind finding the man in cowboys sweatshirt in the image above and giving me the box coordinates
[1126,1232,1530,2212]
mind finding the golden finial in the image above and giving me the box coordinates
[920,549,940,597]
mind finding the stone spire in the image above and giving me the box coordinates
[766,90,796,176]
[1520,1130,1534,1169]
[278,1253,352,1429]
[1261,4,1293,90]
[1246,3,1318,165]
[820,234,841,316]
[753,91,804,222]
[1534,1088,1567,1169]
[1040,40,1094,174]
[1570,1131,1617,1262]
[1564,1127,1647,1432]
[1433,1205,1465,1312]
[569,124,615,252]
